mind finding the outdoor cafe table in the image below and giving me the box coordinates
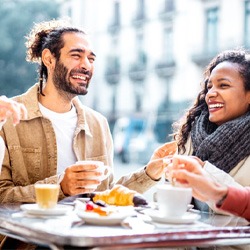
[0,203,250,249]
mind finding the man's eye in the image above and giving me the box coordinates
[89,57,95,63]
[72,54,80,58]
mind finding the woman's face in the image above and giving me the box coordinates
[205,61,250,125]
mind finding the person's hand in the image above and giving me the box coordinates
[145,158,168,181]
[60,163,103,196]
[0,96,27,125]
[170,155,228,203]
[145,141,177,181]
[150,141,177,160]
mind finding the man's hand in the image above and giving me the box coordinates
[60,163,103,196]
[150,141,177,160]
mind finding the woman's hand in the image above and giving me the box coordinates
[0,96,27,125]
[170,155,228,203]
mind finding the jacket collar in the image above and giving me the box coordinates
[19,83,92,137]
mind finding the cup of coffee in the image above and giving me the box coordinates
[34,184,60,209]
[156,184,192,217]
[76,160,111,181]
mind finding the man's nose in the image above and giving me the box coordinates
[80,57,92,70]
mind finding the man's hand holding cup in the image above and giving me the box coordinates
[60,160,111,196]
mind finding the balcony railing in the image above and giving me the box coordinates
[131,4,146,28]
[128,62,147,82]
[159,0,175,21]
[104,60,121,85]
[108,20,120,34]
[191,51,218,68]
[155,60,176,78]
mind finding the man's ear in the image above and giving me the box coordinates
[42,48,56,70]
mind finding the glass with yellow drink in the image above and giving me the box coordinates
[34,184,59,209]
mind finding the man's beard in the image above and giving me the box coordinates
[53,60,90,96]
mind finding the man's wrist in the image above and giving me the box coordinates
[144,166,161,181]
[57,172,65,184]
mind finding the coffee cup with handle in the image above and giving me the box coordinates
[156,184,192,217]
[75,160,111,188]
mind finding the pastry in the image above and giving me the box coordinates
[89,184,148,207]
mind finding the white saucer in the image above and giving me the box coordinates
[76,206,135,225]
[144,209,200,224]
[20,204,73,216]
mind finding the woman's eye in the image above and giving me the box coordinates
[220,83,229,88]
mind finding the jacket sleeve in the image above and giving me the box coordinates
[0,137,4,168]
[203,161,243,214]
[204,161,242,188]
[217,186,250,221]
[115,167,158,194]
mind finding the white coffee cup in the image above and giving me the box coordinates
[76,160,111,181]
[156,184,192,217]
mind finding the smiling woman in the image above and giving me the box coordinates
[149,49,250,214]
[172,49,250,212]
[206,61,250,125]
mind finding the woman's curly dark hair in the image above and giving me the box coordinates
[173,48,250,153]
[25,19,86,95]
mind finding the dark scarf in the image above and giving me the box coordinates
[191,110,250,173]
[190,110,250,212]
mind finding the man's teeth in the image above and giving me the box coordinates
[209,103,224,108]
[72,75,86,80]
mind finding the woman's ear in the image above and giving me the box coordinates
[41,48,56,71]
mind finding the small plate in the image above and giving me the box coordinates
[76,206,135,225]
[144,209,200,224]
[20,204,73,216]
[152,203,194,211]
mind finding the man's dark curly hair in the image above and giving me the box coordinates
[25,19,86,96]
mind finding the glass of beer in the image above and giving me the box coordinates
[34,184,59,209]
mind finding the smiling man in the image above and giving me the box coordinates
[0,19,115,203]
[0,19,162,205]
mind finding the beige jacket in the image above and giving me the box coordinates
[0,84,156,203]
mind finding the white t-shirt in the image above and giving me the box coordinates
[38,103,78,174]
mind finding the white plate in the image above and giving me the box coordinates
[152,203,194,211]
[20,204,73,216]
[144,209,200,224]
[76,206,135,225]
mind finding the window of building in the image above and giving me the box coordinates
[136,33,147,66]
[113,1,120,26]
[205,7,219,53]
[136,0,145,20]
[245,0,250,47]
[108,0,120,33]
[163,27,174,63]
[164,0,174,12]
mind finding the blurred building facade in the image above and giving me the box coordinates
[61,0,250,142]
